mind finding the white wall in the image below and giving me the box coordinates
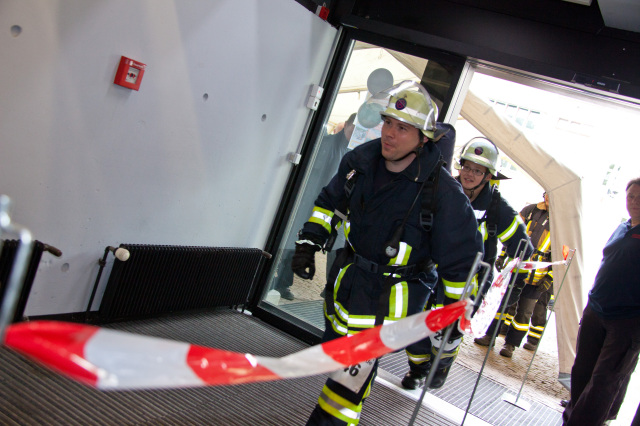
[0,0,337,316]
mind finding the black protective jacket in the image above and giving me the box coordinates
[301,139,483,334]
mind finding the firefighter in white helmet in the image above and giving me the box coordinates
[292,81,483,425]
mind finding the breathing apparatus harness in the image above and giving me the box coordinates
[322,147,445,325]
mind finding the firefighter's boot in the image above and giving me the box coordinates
[401,364,430,390]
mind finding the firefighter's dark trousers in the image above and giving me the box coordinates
[562,305,640,425]
[525,288,552,345]
[306,321,378,426]
[505,284,543,347]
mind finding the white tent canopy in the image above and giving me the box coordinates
[461,90,583,375]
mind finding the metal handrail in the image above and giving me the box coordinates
[0,195,33,342]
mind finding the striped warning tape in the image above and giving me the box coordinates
[467,257,567,336]
[4,300,468,390]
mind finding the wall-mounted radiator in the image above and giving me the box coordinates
[98,244,269,321]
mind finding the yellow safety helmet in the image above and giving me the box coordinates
[455,137,508,179]
[357,81,438,139]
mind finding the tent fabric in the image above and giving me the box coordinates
[460,90,584,375]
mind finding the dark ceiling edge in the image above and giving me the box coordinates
[338,13,640,102]
[447,0,606,35]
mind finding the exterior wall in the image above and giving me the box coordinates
[0,0,336,316]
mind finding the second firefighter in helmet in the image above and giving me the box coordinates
[456,138,507,201]
[401,137,533,390]
[292,81,483,424]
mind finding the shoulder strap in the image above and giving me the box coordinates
[420,158,445,232]
[344,169,357,198]
[486,184,501,238]
[340,159,443,234]
[526,205,534,222]
[324,169,358,252]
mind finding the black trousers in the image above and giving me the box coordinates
[505,284,543,347]
[563,305,640,425]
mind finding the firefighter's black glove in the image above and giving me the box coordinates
[292,239,322,280]
[495,255,507,272]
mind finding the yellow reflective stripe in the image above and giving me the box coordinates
[539,232,551,252]
[443,278,465,300]
[478,222,488,242]
[510,318,530,331]
[333,264,348,296]
[387,242,412,266]
[318,385,362,424]
[325,303,348,336]
[333,267,350,324]
[362,377,374,400]
[430,342,461,358]
[344,221,350,240]
[406,349,431,364]
[333,301,349,324]
[496,311,510,321]
[528,328,543,339]
[309,207,333,233]
[443,276,478,300]
[530,268,551,284]
[388,281,408,319]
[347,315,377,327]
[325,265,350,336]
[499,216,519,242]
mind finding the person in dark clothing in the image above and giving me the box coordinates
[401,137,533,390]
[499,193,553,358]
[563,177,640,425]
[475,192,549,356]
[633,401,640,426]
[522,287,553,350]
[275,113,356,301]
[292,82,483,425]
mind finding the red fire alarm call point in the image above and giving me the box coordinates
[114,56,146,91]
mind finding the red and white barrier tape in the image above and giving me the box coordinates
[519,259,566,270]
[4,300,468,390]
[467,257,567,337]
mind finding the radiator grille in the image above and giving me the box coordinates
[0,240,44,322]
[98,245,266,321]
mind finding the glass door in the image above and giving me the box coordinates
[257,33,466,338]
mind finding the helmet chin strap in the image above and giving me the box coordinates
[468,176,491,199]
[388,142,425,181]
[457,173,490,199]
[390,142,423,163]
